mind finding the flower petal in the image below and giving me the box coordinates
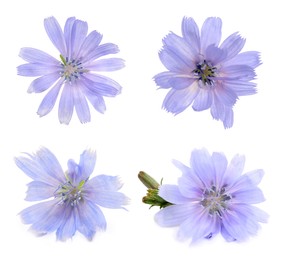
[200,17,222,52]
[154,71,180,89]
[63,17,76,58]
[168,76,196,90]
[83,43,120,64]
[37,79,64,117]
[44,17,66,55]
[25,181,54,201]
[154,204,193,227]
[220,32,246,61]
[158,184,189,204]
[224,51,261,68]
[224,80,257,96]
[205,45,227,64]
[223,154,245,186]
[192,87,213,111]
[181,17,200,57]
[56,208,76,241]
[28,72,60,93]
[84,91,106,114]
[58,83,74,124]
[78,30,103,59]
[87,175,123,191]
[70,19,88,59]
[19,47,59,64]
[211,152,228,187]
[78,149,96,181]
[82,74,122,97]
[73,84,91,124]
[220,65,256,80]
[162,32,195,69]
[89,190,129,209]
[232,187,265,204]
[214,82,238,107]
[86,58,125,71]
[162,82,199,114]
[17,63,59,77]
[190,148,215,187]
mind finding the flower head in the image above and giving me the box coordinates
[154,148,268,242]
[17,17,125,124]
[154,17,261,128]
[15,147,129,241]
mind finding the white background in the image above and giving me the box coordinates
[1,0,280,259]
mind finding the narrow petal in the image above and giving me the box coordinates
[78,149,96,181]
[70,19,88,59]
[77,201,106,233]
[82,74,121,97]
[84,91,106,114]
[15,147,64,186]
[63,17,76,58]
[154,71,180,89]
[181,17,200,57]
[25,181,54,201]
[159,47,193,73]
[158,185,189,204]
[73,84,91,123]
[162,82,199,114]
[17,63,59,77]
[222,106,234,128]
[223,154,245,185]
[168,76,196,90]
[232,187,265,204]
[210,95,225,121]
[75,207,96,240]
[28,72,60,93]
[162,32,196,68]
[190,148,215,187]
[154,204,192,227]
[37,79,64,117]
[44,17,66,55]
[192,87,213,111]
[200,17,222,52]
[78,30,103,59]
[177,208,216,241]
[221,210,250,241]
[86,58,125,71]
[220,65,256,80]
[20,199,64,235]
[19,48,59,64]
[229,169,264,193]
[56,208,76,241]
[211,152,228,187]
[224,80,257,96]
[87,175,123,191]
[223,51,261,68]
[90,190,129,209]
[220,32,246,61]
[205,45,227,64]
[214,82,238,107]
[58,83,74,124]
[83,43,120,64]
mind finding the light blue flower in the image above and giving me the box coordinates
[15,147,129,241]
[154,17,261,128]
[17,16,125,124]
[154,148,268,242]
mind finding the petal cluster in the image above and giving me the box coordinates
[154,17,261,128]
[154,148,268,242]
[15,147,129,241]
[17,17,125,124]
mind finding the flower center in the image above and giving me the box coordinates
[200,185,232,217]
[54,179,86,207]
[193,60,216,86]
[59,55,88,82]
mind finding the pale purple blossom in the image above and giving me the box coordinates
[154,17,261,128]
[15,147,129,241]
[155,148,268,242]
[18,16,125,124]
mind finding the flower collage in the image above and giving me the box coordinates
[3,2,278,258]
